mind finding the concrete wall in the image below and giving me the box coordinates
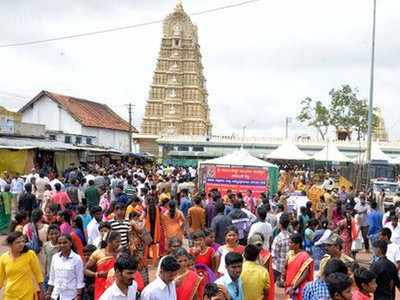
[138,138,159,156]
[21,95,82,134]
[82,127,130,152]
[14,122,46,137]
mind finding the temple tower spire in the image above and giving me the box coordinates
[141,2,212,136]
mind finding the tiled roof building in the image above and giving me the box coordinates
[20,90,135,132]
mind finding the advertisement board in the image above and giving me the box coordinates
[202,165,268,197]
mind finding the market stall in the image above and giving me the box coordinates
[198,150,279,197]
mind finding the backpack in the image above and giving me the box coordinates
[26,223,41,254]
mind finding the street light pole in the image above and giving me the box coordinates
[366,0,377,163]
[285,117,292,140]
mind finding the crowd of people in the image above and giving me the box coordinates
[0,162,399,299]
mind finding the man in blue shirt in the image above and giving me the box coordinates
[368,201,383,256]
[215,252,244,300]
[114,185,129,205]
[303,258,348,300]
[179,189,191,217]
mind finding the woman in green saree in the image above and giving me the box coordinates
[0,184,13,233]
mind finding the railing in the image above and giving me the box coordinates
[157,134,400,147]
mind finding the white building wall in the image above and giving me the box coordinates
[21,95,82,134]
[82,127,130,152]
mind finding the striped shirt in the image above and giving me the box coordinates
[108,219,130,247]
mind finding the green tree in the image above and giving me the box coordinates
[350,98,379,141]
[329,85,378,141]
[329,85,355,140]
[297,97,330,140]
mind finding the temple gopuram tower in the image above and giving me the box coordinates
[373,108,389,142]
[141,1,212,136]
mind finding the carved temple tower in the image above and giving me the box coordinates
[373,108,389,142]
[141,1,212,136]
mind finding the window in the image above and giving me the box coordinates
[178,145,189,151]
[192,146,204,152]
[75,136,82,144]
[65,136,71,143]
[86,137,92,145]
[49,135,56,141]
[174,39,180,47]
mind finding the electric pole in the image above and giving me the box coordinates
[128,103,133,153]
[366,0,377,163]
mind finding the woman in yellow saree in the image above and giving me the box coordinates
[285,233,314,300]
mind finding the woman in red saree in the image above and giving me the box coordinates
[336,208,354,256]
[189,231,218,297]
[173,247,202,300]
[285,233,314,300]
[248,233,275,300]
[144,196,162,266]
[85,231,121,300]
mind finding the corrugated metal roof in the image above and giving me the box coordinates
[0,137,121,153]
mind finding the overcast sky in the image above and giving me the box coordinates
[0,0,399,140]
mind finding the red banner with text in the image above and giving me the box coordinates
[204,165,268,197]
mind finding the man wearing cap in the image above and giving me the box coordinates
[319,233,353,276]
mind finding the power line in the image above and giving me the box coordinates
[0,0,263,48]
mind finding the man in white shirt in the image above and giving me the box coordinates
[47,236,85,300]
[141,256,180,300]
[50,177,64,191]
[247,206,273,249]
[100,254,139,300]
[87,206,103,247]
[25,168,39,184]
[380,227,400,270]
[384,215,400,247]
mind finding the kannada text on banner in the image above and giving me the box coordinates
[204,165,268,197]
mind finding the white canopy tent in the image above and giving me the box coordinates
[353,143,393,163]
[313,143,351,162]
[201,149,278,168]
[391,156,400,165]
[266,142,311,160]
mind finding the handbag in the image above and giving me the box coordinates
[26,223,41,254]
[143,229,153,245]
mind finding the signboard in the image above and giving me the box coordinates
[203,165,268,197]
